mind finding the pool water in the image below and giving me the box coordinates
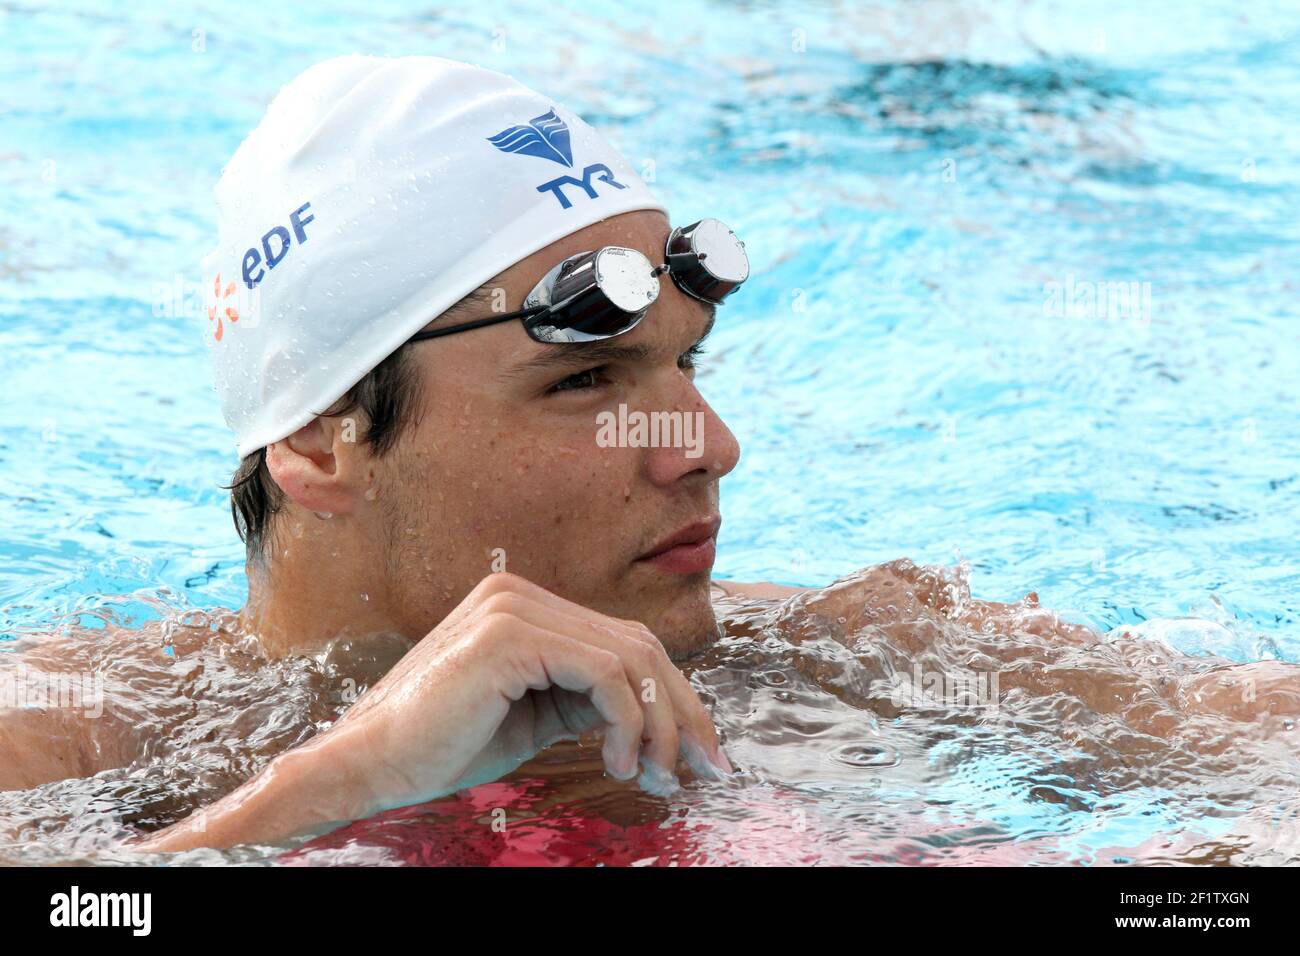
[2,0,1298,864]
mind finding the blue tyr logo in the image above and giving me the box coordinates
[487,108,629,209]
[536,164,628,209]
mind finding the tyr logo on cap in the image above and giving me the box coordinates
[487,108,629,210]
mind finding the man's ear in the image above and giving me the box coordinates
[264,417,364,517]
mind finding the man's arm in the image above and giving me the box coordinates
[0,708,101,791]
[130,721,371,852]
[5,572,733,855]
[0,660,142,792]
[711,579,807,600]
[715,561,1097,644]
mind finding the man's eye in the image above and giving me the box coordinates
[547,367,603,393]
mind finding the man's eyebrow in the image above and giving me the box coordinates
[502,341,653,377]
[501,304,717,378]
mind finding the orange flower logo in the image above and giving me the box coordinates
[207,274,240,342]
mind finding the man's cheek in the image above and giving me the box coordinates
[507,434,613,489]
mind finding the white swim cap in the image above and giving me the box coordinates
[201,54,668,457]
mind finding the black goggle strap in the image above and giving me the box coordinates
[407,304,548,342]
[407,271,641,343]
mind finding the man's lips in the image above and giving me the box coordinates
[636,516,721,575]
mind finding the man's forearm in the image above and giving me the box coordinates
[712,579,807,600]
[133,723,371,853]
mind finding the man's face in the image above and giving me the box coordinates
[373,210,741,657]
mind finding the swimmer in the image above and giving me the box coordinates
[2,56,1297,856]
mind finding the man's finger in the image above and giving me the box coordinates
[498,622,645,779]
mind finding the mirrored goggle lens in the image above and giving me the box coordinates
[667,218,748,304]
[524,246,658,343]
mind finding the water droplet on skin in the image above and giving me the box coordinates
[364,487,378,501]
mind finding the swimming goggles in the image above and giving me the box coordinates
[407,218,748,345]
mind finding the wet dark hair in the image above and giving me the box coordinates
[227,284,497,563]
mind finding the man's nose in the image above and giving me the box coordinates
[643,383,741,488]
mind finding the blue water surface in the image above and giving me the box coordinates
[1,0,1297,666]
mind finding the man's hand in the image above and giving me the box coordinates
[136,571,731,853]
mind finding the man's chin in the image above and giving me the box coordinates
[636,572,720,660]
